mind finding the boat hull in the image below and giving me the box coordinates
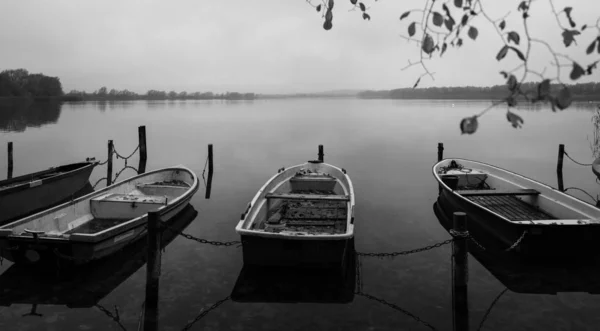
[0,162,96,225]
[240,235,352,268]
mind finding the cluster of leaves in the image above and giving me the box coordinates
[311,0,372,30]
[307,0,600,135]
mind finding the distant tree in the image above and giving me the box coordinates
[168,91,177,99]
[307,0,600,134]
[178,91,188,99]
[97,86,107,97]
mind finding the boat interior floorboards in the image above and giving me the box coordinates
[64,218,129,234]
[465,195,555,221]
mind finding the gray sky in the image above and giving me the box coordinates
[0,0,598,94]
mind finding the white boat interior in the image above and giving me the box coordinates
[0,168,195,239]
[434,159,600,225]
[236,162,355,239]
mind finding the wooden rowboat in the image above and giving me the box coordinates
[433,158,600,260]
[0,165,199,265]
[236,160,355,268]
[0,161,97,225]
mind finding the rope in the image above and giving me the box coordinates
[564,151,594,167]
[564,187,598,204]
[476,288,509,331]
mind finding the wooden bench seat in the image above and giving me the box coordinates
[455,189,540,197]
[265,193,350,201]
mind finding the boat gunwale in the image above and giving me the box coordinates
[433,157,600,225]
[0,165,199,242]
[235,162,355,240]
[0,161,98,196]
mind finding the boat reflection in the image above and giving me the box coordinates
[433,201,600,295]
[0,204,198,311]
[230,239,356,304]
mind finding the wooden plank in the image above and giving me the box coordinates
[265,193,349,201]
[456,189,540,196]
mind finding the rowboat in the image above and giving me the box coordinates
[433,158,600,260]
[236,160,355,268]
[0,161,97,225]
[0,165,199,264]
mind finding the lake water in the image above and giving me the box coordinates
[0,99,599,331]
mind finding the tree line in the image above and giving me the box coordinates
[64,88,255,101]
[358,83,600,101]
[0,69,63,98]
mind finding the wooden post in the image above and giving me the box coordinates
[438,143,444,162]
[107,140,114,186]
[318,145,324,162]
[557,144,565,192]
[138,126,147,174]
[452,212,469,331]
[144,211,162,331]
[7,142,13,179]
[205,144,213,199]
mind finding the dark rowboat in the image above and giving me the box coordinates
[0,161,97,225]
[0,165,199,265]
[433,158,600,260]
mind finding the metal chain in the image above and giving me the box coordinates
[355,292,438,331]
[357,238,453,258]
[92,177,107,189]
[564,187,598,205]
[564,151,594,167]
[467,235,487,251]
[161,223,241,247]
[113,165,139,183]
[181,296,231,331]
[114,144,140,161]
[505,231,527,252]
[95,304,127,331]
[476,288,509,331]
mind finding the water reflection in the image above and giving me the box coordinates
[0,205,198,316]
[0,100,62,132]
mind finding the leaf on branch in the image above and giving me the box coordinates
[461,14,469,26]
[598,37,600,54]
[507,96,517,107]
[496,45,509,61]
[511,47,526,61]
[441,43,448,56]
[457,38,463,47]
[326,10,333,22]
[537,79,551,100]
[350,0,357,4]
[564,7,576,28]
[408,22,416,37]
[444,17,455,32]
[454,0,463,8]
[564,7,572,15]
[422,34,435,54]
[363,12,370,20]
[506,74,518,92]
[555,87,572,110]
[443,4,451,16]
[432,12,444,27]
[506,110,524,128]
[588,61,599,75]
[468,26,478,40]
[562,29,580,47]
[316,4,322,12]
[518,1,528,12]
[359,2,366,11]
[588,39,598,55]
[413,77,421,88]
[507,31,520,45]
[499,20,506,30]
[323,20,333,30]
[460,116,478,134]
[499,71,508,79]
[570,62,585,80]
[400,11,410,20]
[328,0,334,10]
[581,24,587,31]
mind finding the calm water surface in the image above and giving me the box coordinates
[0,99,599,330]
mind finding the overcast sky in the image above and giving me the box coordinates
[0,0,598,93]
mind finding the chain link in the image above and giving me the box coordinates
[95,304,127,331]
[113,165,139,183]
[114,144,140,161]
[181,296,231,331]
[92,177,107,189]
[355,292,438,331]
[476,288,509,331]
[505,231,527,252]
[161,224,241,247]
[357,238,453,258]
[564,151,594,167]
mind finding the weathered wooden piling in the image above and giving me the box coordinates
[556,144,565,192]
[7,142,13,179]
[452,212,469,331]
[438,142,444,162]
[138,126,147,174]
[205,144,214,199]
[107,140,114,186]
[144,211,162,331]
[318,145,324,162]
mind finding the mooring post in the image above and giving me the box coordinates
[452,212,469,331]
[138,125,147,174]
[107,140,114,186]
[438,142,444,162]
[205,144,214,199]
[557,144,565,192]
[144,210,162,331]
[318,144,324,162]
[7,142,13,179]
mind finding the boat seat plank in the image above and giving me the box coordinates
[265,193,349,201]
[466,195,555,221]
[456,189,540,196]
